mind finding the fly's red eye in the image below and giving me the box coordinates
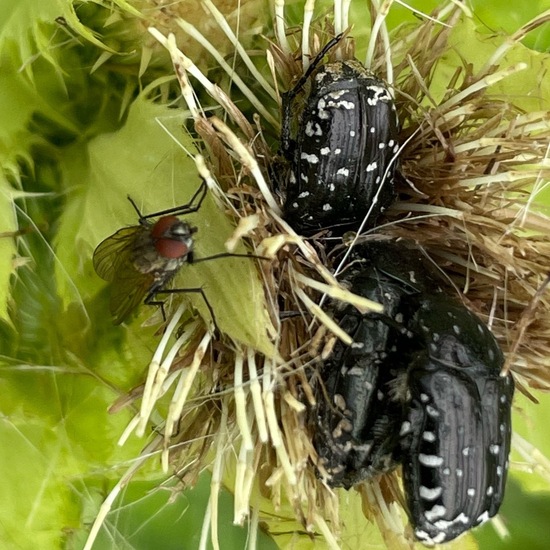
[155,238,189,259]
[151,215,180,238]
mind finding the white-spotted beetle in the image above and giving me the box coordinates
[400,293,514,545]
[281,51,400,234]
[312,241,513,545]
[312,259,407,487]
[313,242,444,487]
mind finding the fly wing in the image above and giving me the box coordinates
[93,227,140,281]
[108,261,154,325]
[93,226,154,324]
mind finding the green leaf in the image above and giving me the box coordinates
[0,362,145,549]
[0,182,17,321]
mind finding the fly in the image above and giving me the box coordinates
[93,181,258,329]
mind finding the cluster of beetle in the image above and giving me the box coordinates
[92,31,515,547]
[279,43,514,545]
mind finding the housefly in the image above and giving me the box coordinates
[93,181,254,328]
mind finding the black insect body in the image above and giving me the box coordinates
[313,242,513,545]
[313,264,408,488]
[313,243,441,487]
[281,60,400,234]
[400,295,514,546]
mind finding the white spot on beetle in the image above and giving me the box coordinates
[453,325,461,335]
[347,366,362,376]
[476,511,490,525]
[370,127,376,133]
[327,90,347,100]
[322,203,332,212]
[333,394,346,410]
[332,418,353,438]
[489,444,500,455]
[350,130,356,137]
[366,162,377,172]
[400,421,411,436]
[366,84,390,98]
[456,469,463,477]
[337,167,349,176]
[424,504,447,521]
[378,142,386,149]
[431,532,447,544]
[300,174,308,182]
[377,390,384,400]
[442,468,451,476]
[488,349,495,361]
[486,486,494,496]
[415,530,431,542]
[454,513,470,525]
[334,148,342,154]
[496,466,503,476]
[426,405,439,417]
[335,100,355,109]
[434,513,469,531]
[320,147,331,156]
[420,486,443,501]
[418,454,444,467]
[420,393,429,403]
[423,431,436,442]
[298,191,310,199]
[462,447,470,456]
[467,488,476,497]
[301,152,319,164]
[317,99,330,119]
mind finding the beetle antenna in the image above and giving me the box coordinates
[280,33,346,156]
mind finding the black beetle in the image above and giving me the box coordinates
[313,260,406,487]
[399,293,514,545]
[281,59,400,234]
[313,242,441,487]
[312,241,514,544]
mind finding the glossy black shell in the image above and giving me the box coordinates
[282,61,399,233]
[400,294,513,545]
[312,241,514,544]
[313,263,406,488]
[313,242,439,487]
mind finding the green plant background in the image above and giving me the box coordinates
[0,1,549,549]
